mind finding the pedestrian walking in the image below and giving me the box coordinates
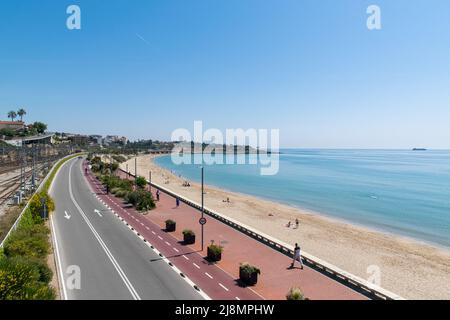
[291,243,304,269]
[156,190,160,201]
[176,197,180,207]
[295,218,299,229]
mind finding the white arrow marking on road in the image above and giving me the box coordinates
[64,211,71,220]
[94,209,103,217]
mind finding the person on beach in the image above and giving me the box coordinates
[295,218,299,229]
[176,197,180,207]
[286,221,291,228]
[156,190,160,201]
[291,243,304,269]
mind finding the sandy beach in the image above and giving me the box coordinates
[121,154,450,300]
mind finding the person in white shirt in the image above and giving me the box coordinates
[291,243,304,269]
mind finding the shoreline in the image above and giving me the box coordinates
[122,154,450,300]
[155,155,450,252]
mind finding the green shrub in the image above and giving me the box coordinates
[3,225,50,260]
[28,192,55,223]
[112,155,127,163]
[136,176,147,189]
[182,229,195,236]
[110,187,121,195]
[125,191,140,206]
[286,287,305,300]
[102,175,133,192]
[109,163,119,173]
[115,190,128,198]
[18,208,35,229]
[124,190,155,211]
[28,258,53,283]
[0,257,55,300]
[136,191,155,211]
[239,263,261,276]
[207,243,223,255]
[165,219,176,226]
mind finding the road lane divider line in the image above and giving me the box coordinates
[69,161,141,300]
[205,272,213,279]
[142,241,211,300]
[219,283,229,292]
[51,215,68,300]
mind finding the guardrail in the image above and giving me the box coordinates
[119,168,404,300]
[0,154,80,248]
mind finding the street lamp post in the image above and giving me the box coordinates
[149,171,152,193]
[135,156,137,186]
[201,166,204,251]
[200,142,205,252]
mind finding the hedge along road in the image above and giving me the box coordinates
[50,156,203,300]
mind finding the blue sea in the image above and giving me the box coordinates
[155,150,450,248]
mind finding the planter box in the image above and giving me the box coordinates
[166,222,176,232]
[207,247,222,262]
[239,268,259,286]
[184,234,196,245]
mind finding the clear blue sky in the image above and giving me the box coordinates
[1,0,449,148]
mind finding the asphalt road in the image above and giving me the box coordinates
[50,157,203,300]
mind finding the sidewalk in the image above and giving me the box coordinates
[87,165,366,300]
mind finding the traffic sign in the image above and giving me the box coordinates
[199,217,207,225]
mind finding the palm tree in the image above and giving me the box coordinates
[7,111,17,122]
[17,108,26,122]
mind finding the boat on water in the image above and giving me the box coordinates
[412,148,427,151]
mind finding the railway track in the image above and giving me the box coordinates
[0,163,48,207]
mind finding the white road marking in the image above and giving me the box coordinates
[158,236,163,240]
[165,241,171,246]
[50,216,68,300]
[193,263,200,269]
[94,209,102,217]
[219,283,229,292]
[173,248,179,253]
[64,211,71,220]
[205,272,213,279]
[183,255,189,261]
